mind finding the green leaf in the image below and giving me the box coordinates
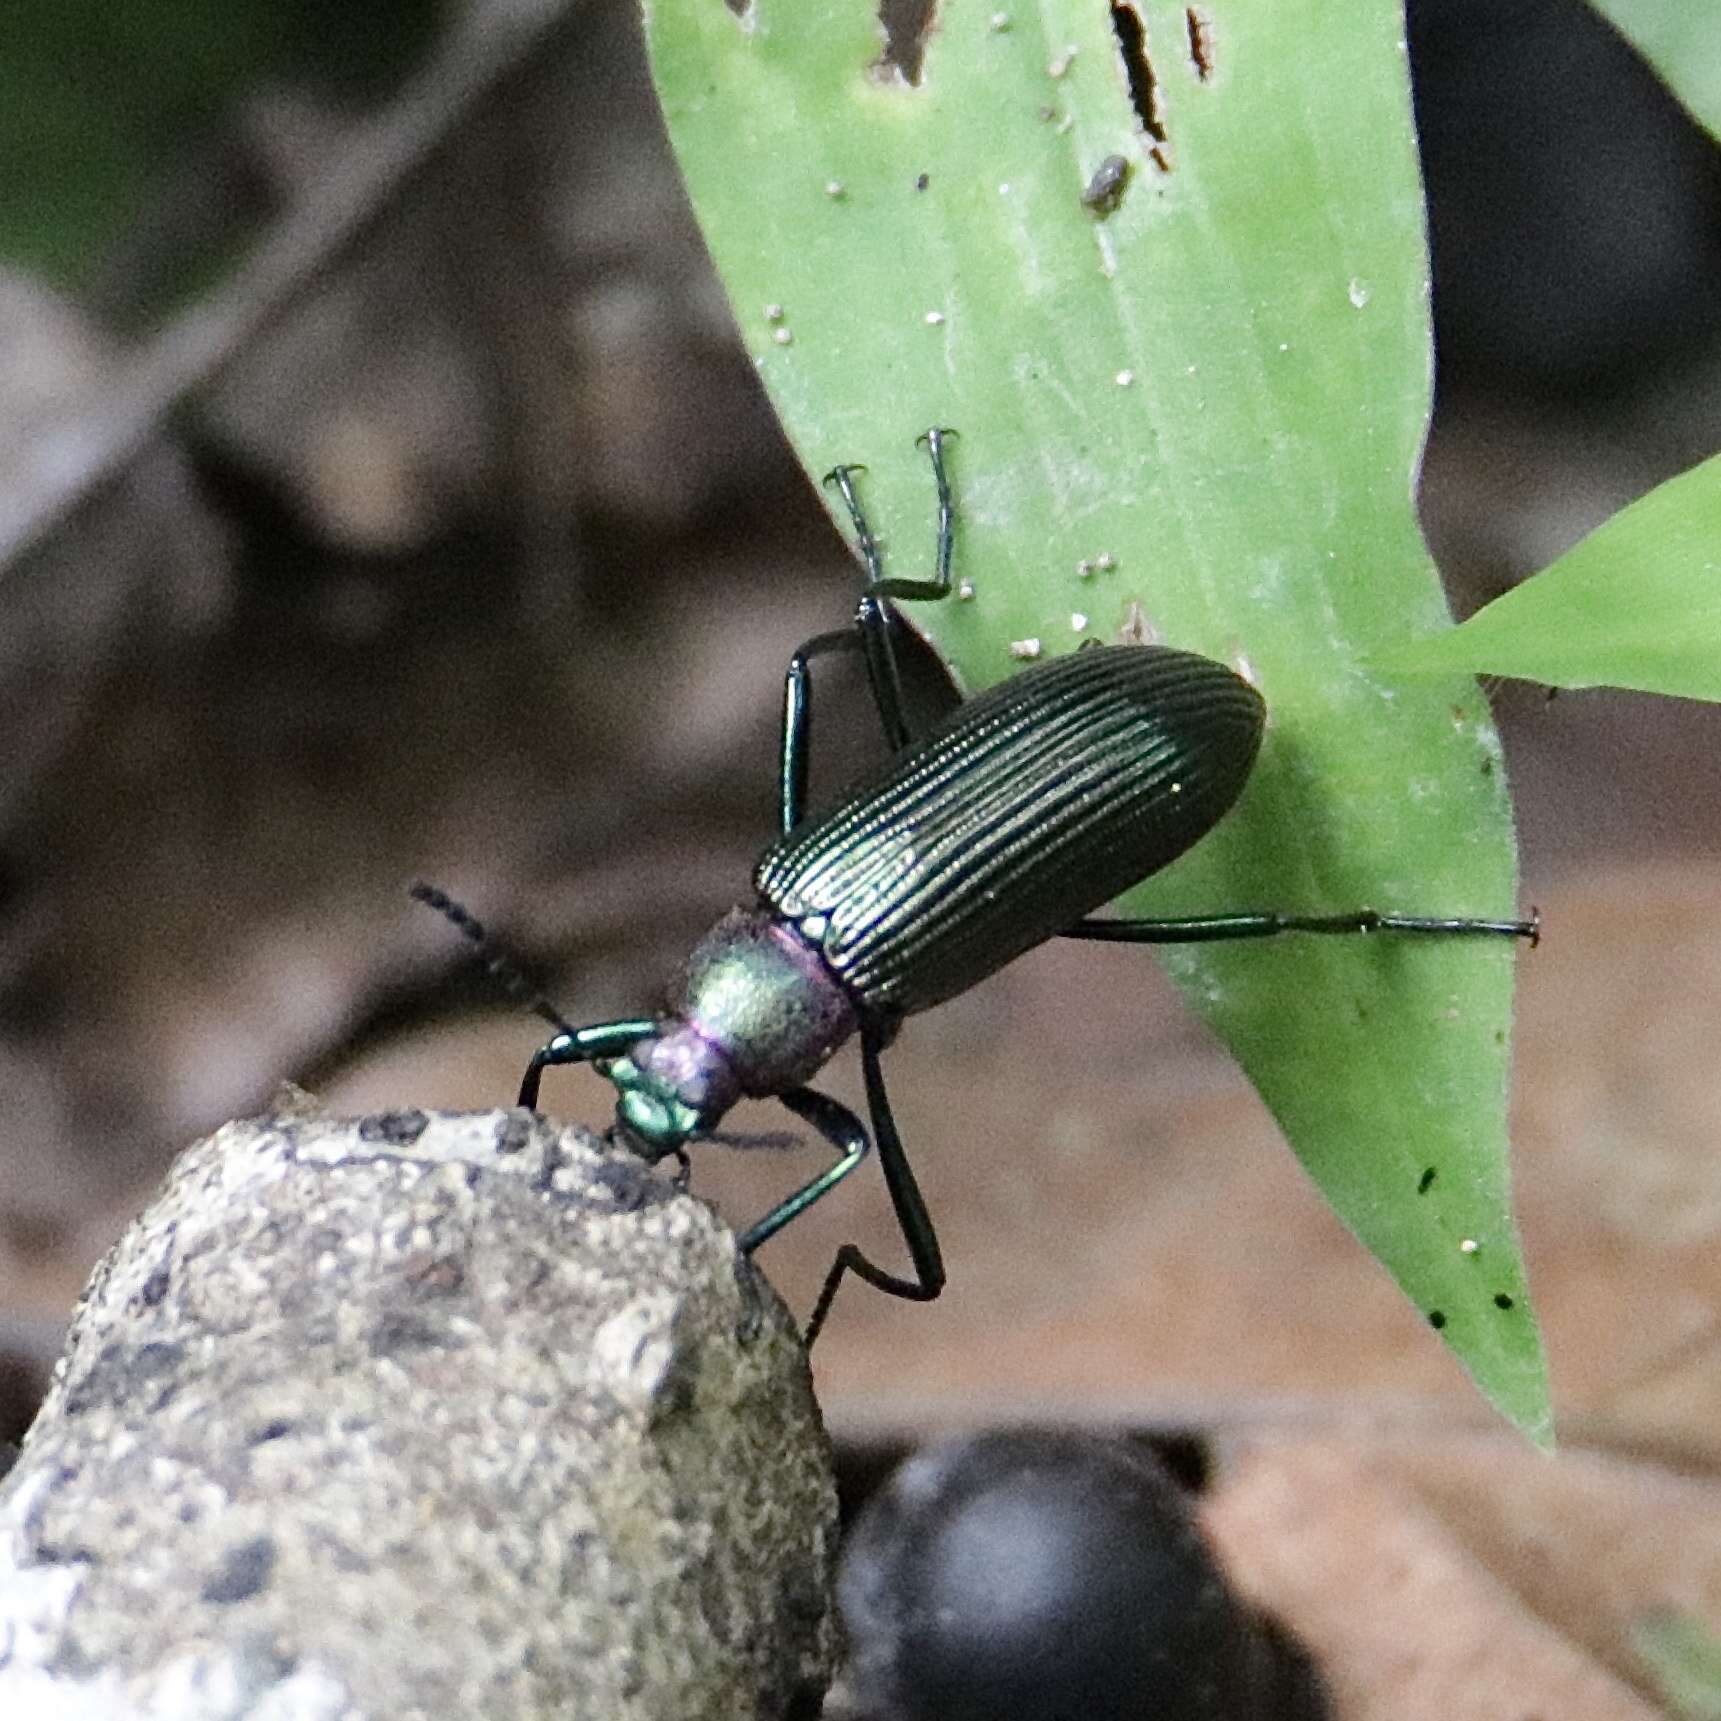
[1637,1610,1721,1721]
[1588,0,1721,143]
[647,0,1547,1440]
[1379,450,1721,699]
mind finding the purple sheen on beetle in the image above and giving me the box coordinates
[629,1024,740,1121]
[668,908,860,1098]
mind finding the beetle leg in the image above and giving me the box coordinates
[733,1034,944,1346]
[780,627,866,834]
[822,461,883,581]
[855,591,915,751]
[804,1028,946,1347]
[821,434,957,602]
[823,431,961,752]
[777,604,936,821]
[1061,909,1540,945]
[866,425,959,603]
[518,1017,659,1109]
[735,1084,870,1263]
[821,461,914,750]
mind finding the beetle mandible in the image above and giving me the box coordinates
[424,429,1536,1342]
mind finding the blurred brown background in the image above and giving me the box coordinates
[2,0,1720,1709]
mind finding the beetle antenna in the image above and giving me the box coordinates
[409,881,576,1037]
[706,1127,804,1153]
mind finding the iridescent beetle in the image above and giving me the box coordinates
[422,430,1535,1340]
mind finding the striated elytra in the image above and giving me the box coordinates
[756,644,1262,1016]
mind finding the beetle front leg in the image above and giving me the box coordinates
[518,1017,659,1109]
[779,627,865,835]
[857,426,959,604]
[822,429,960,752]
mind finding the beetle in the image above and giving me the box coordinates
[422,429,1536,1342]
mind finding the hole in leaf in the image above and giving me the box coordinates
[876,0,939,86]
[1186,7,1214,80]
[1109,3,1167,142]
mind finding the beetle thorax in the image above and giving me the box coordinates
[674,908,859,1095]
